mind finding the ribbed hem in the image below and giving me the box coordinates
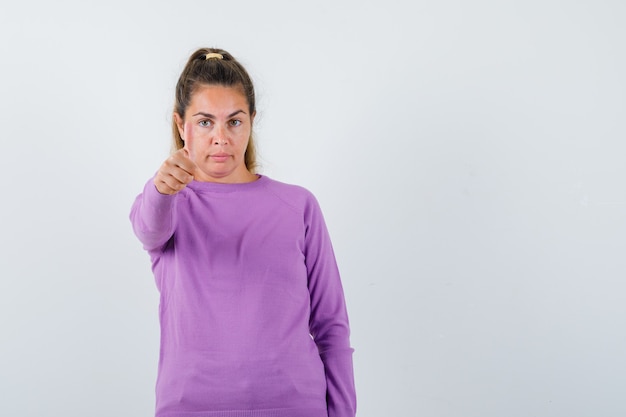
[158,408,328,417]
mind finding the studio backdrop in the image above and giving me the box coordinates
[1,1,625,416]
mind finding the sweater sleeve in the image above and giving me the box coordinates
[129,177,177,252]
[303,194,357,417]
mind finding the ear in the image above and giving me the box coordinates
[250,111,256,125]
[174,113,185,139]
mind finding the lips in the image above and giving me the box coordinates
[209,152,230,162]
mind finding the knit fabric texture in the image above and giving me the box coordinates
[130,175,356,417]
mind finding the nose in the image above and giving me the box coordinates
[213,125,228,146]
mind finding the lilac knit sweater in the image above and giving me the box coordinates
[130,175,356,417]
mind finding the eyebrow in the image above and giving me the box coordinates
[192,110,247,118]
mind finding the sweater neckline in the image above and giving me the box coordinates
[186,174,268,193]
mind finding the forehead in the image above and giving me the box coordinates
[189,84,248,109]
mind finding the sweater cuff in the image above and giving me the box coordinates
[320,348,356,417]
[328,405,357,417]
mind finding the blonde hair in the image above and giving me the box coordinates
[171,47,258,173]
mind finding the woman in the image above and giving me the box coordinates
[130,47,356,417]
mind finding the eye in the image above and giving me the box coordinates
[198,120,212,127]
[229,119,242,127]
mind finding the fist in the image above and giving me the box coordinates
[154,148,197,195]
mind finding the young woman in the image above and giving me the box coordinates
[130,47,356,417]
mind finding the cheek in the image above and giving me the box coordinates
[183,122,194,138]
[238,126,252,143]
[184,122,207,139]
[237,133,251,153]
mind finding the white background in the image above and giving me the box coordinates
[1,1,625,416]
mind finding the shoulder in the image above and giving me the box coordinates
[261,176,321,214]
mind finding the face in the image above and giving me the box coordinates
[175,84,256,183]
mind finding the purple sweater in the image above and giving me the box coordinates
[130,175,356,417]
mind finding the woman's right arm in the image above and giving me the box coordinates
[129,179,177,251]
[129,149,196,251]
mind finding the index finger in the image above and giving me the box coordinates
[176,148,198,177]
